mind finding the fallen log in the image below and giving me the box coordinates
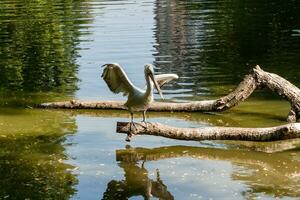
[116,122,300,141]
[38,65,300,122]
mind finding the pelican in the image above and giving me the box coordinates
[101,63,178,131]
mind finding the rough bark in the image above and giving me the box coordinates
[38,65,300,122]
[116,122,300,142]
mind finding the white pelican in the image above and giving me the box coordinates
[101,63,178,131]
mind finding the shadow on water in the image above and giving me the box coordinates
[112,145,300,199]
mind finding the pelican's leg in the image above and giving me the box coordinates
[130,112,134,124]
[130,112,137,130]
[142,110,147,123]
[129,112,134,131]
[141,110,148,128]
[130,112,137,129]
[126,112,133,141]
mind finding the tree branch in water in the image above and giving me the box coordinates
[39,65,300,122]
[117,122,300,142]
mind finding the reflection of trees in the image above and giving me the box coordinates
[0,137,77,199]
[0,0,93,93]
[0,109,77,137]
[230,0,300,72]
[116,145,300,198]
[154,0,300,98]
[102,150,174,200]
[0,110,78,199]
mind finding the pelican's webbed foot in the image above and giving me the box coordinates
[141,110,149,129]
[129,122,137,131]
[141,120,148,129]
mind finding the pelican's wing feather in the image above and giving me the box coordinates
[154,74,179,87]
[101,64,134,96]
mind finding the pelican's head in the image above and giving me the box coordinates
[101,63,120,68]
[101,63,120,78]
[144,64,154,73]
[144,64,164,99]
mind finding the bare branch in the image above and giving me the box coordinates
[117,122,300,142]
[38,66,300,122]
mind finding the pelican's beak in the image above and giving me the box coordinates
[149,72,164,100]
[101,64,107,78]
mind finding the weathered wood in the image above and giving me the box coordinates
[38,65,300,122]
[38,99,216,111]
[39,100,126,110]
[117,122,300,141]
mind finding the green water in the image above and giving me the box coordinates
[0,0,300,199]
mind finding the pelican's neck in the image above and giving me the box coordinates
[145,73,153,96]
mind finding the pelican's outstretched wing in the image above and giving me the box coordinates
[154,74,179,88]
[101,63,135,96]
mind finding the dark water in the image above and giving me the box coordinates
[0,0,300,199]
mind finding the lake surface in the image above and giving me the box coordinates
[0,0,300,199]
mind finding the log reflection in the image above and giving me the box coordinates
[115,145,300,198]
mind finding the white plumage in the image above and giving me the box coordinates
[152,74,179,88]
[101,63,178,132]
